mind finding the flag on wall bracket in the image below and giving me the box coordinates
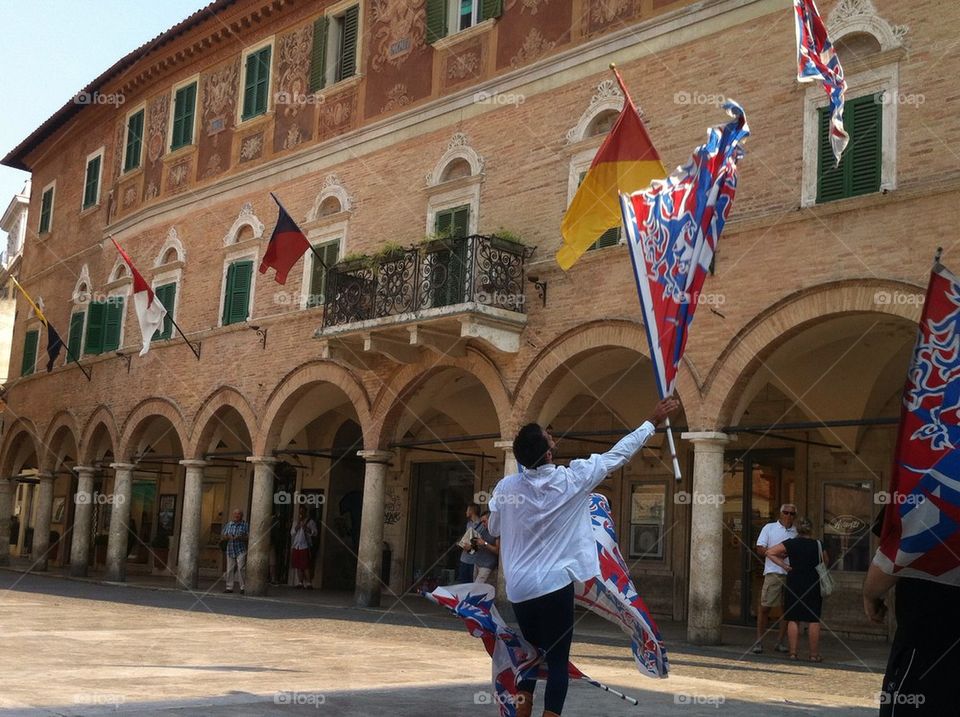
[10,275,89,379]
[261,194,327,285]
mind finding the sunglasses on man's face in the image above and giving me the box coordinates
[781,510,796,516]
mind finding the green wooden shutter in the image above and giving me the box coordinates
[254,47,271,116]
[451,206,470,239]
[152,283,175,340]
[124,110,144,172]
[21,330,39,377]
[103,297,124,352]
[336,6,359,82]
[171,84,196,149]
[309,16,329,92]
[849,95,882,198]
[39,188,53,233]
[225,261,253,325]
[816,106,844,203]
[242,51,258,120]
[67,311,85,360]
[84,301,105,355]
[480,0,502,21]
[83,155,101,208]
[426,0,448,43]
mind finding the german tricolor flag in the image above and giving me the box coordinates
[557,67,665,271]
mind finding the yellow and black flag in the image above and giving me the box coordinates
[11,276,63,372]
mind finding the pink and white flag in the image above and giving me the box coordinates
[112,238,167,356]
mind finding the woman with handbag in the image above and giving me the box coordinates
[766,517,830,662]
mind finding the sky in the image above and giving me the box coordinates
[0,0,210,211]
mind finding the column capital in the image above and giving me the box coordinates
[357,450,393,464]
[73,465,97,475]
[246,455,279,466]
[179,459,209,468]
[109,462,137,471]
[37,471,56,482]
[493,440,514,452]
[681,431,734,447]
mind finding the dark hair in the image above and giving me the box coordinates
[467,503,480,515]
[513,423,551,468]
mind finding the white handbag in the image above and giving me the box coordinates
[815,539,835,597]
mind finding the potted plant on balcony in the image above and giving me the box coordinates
[373,241,408,263]
[150,529,170,573]
[336,251,373,272]
[490,229,527,254]
[418,228,456,255]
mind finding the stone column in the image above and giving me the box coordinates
[15,482,32,557]
[354,450,393,608]
[31,472,56,571]
[0,477,12,566]
[69,466,96,577]
[492,440,517,619]
[246,456,277,596]
[177,460,207,590]
[105,463,136,582]
[681,431,732,645]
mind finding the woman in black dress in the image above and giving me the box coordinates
[767,517,828,662]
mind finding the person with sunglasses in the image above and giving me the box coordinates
[753,504,798,654]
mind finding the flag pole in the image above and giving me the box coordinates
[167,315,201,361]
[61,337,92,381]
[664,416,682,481]
[270,192,328,272]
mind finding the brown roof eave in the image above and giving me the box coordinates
[1,0,238,172]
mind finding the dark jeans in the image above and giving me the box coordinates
[456,560,474,583]
[512,582,575,715]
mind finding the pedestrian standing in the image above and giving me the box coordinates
[221,509,249,595]
[456,503,482,583]
[471,511,499,584]
[290,506,318,588]
[753,503,798,654]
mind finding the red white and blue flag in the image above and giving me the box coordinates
[620,101,749,400]
[576,493,669,678]
[260,193,312,285]
[424,583,592,716]
[875,260,960,585]
[794,0,848,166]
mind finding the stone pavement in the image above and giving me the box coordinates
[0,568,887,716]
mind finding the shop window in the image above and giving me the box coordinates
[630,483,667,559]
[822,481,874,572]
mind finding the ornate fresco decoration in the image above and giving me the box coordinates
[239,132,264,163]
[510,28,556,68]
[588,0,637,32]
[447,46,481,82]
[203,153,223,178]
[145,181,159,201]
[146,94,170,164]
[121,183,138,210]
[201,59,239,136]
[505,0,550,13]
[167,158,192,194]
[381,84,412,113]
[276,24,312,120]
[318,90,357,141]
[112,121,125,183]
[370,0,426,72]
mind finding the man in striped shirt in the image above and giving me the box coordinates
[221,509,249,595]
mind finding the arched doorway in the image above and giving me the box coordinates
[44,421,80,567]
[321,420,364,590]
[2,427,41,561]
[716,312,916,632]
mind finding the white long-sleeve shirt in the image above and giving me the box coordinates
[488,421,656,603]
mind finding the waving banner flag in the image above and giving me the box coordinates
[794,0,848,165]
[260,193,313,285]
[11,275,63,372]
[112,238,167,356]
[575,493,669,678]
[557,67,665,270]
[424,583,637,716]
[620,101,749,402]
[875,257,960,585]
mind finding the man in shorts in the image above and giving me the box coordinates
[754,503,797,654]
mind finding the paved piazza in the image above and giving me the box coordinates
[0,571,887,716]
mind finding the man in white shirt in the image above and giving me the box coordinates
[488,396,678,717]
[753,503,798,654]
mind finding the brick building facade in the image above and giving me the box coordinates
[0,0,949,643]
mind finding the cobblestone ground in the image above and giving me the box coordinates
[0,570,885,716]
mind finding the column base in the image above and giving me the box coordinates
[69,562,89,578]
[355,587,381,608]
[687,624,722,646]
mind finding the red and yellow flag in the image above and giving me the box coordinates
[557,69,665,271]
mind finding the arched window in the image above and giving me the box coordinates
[439,157,473,182]
[586,109,618,138]
[318,196,342,217]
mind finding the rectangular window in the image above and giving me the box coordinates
[307,241,340,308]
[334,5,360,83]
[38,185,54,234]
[66,311,85,361]
[83,153,102,209]
[170,83,197,150]
[124,109,145,172]
[426,0,500,38]
[83,298,123,355]
[152,283,176,340]
[222,260,254,325]
[21,330,39,377]
[309,7,359,91]
[458,0,479,31]
[816,94,882,204]
[822,481,873,572]
[241,46,272,121]
[629,483,667,559]
[577,173,621,250]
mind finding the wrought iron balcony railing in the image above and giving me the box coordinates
[322,234,534,328]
